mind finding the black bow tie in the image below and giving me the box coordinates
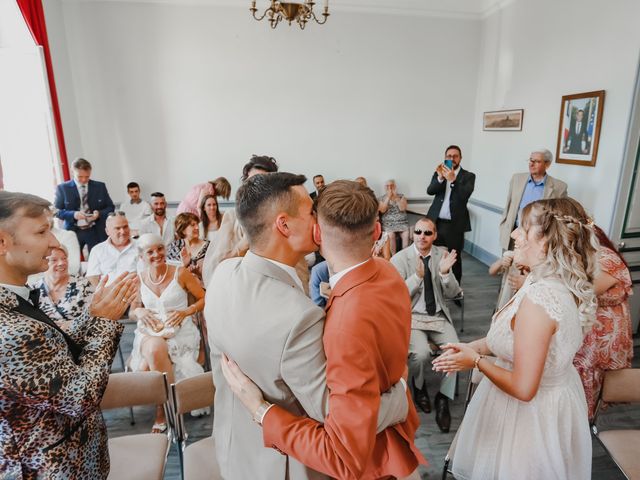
[28,287,40,308]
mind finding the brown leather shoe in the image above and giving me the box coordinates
[413,382,431,414]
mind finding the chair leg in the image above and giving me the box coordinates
[117,346,126,371]
[177,439,185,480]
[459,297,465,333]
[442,457,450,480]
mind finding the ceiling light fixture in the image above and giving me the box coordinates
[250,1,330,29]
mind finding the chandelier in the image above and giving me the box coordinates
[250,1,330,29]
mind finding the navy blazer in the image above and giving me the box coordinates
[54,179,115,232]
[426,168,475,233]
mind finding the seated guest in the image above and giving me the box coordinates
[309,260,330,308]
[199,194,223,242]
[167,213,209,282]
[32,245,94,332]
[0,190,137,479]
[54,157,115,253]
[86,212,139,286]
[139,192,175,246]
[379,179,409,255]
[119,181,152,236]
[201,155,279,286]
[391,217,460,432]
[310,174,325,199]
[176,177,231,217]
[130,233,206,432]
[574,223,634,420]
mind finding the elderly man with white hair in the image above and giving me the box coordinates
[495,148,568,301]
[498,148,568,251]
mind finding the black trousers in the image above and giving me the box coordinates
[434,219,464,284]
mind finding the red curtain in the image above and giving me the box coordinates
[16,0,70,181]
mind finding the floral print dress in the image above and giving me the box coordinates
[573,246,634,419]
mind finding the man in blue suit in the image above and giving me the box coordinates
[54,158,115,253]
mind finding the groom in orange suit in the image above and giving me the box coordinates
[222,180,426,479]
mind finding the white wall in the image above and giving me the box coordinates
[466,0,640,259]
[43,1,481,203]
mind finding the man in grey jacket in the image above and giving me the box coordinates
[391,216,461,433]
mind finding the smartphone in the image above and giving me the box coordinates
[444,159,453,170]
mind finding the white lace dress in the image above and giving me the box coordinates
[451,276,592,480]
[130,269,204,382]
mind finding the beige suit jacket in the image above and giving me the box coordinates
[498,173,568,250]
[206,252,328,479]
[391,244,462,324]
[206,252,406,479]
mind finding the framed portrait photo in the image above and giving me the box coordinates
[556,90,605,167]
[483,109,524,131]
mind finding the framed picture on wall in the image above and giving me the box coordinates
[556,90,605,167]
[482,109,524,131]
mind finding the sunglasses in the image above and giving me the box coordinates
[414,229,434,236]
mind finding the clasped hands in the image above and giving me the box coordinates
[134,307,188,331]
[432,343,479,373]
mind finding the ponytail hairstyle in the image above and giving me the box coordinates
[520,197,599,330]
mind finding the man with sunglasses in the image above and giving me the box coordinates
[86,212,138,286]
[391,217,461,433]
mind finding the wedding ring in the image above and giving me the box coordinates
[121,298,127,303]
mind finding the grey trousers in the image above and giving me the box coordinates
[408,321,459,400]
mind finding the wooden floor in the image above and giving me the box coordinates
[105,252,638,479]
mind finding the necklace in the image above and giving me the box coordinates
[147,265,169,286]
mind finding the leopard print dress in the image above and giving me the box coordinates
[0,287,123,479]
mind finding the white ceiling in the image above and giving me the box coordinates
[63,0,511,19]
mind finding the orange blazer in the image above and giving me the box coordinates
[263,257,427,479]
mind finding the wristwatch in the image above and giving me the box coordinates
[252,400,273,425]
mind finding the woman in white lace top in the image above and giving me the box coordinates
[433,197,597,480]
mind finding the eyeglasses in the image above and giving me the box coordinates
[528,159,545,165]
[414,229,434,236]
[107,211,126,218]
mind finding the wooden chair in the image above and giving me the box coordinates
[591,368,640,480]
[101,371,172,480]
[170,372,221,480]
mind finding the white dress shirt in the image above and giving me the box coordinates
[119,200,152,231]
[328,258,369,290]
[139,215,175,246]
[437,166,460,220]
[86,239,139,283]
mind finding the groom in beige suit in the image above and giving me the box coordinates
[498,148,568,251]
[205,173,407,479]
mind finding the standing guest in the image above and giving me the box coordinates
[498,148,568,251]
[391,217,460,432]
[129,234,206,432]
[176,177,231,217]
[574,224,634,420]
[199,194,223,242]
[31,245,94,332]
[119,181,152,236]
[378,179,409,255]
[487,251,530,311]
[54,158,115,253]
[167,213,209,282]
[433,197,595,480]
[309,174,325,199]
[0,191,137,479]
[139,192,175,246]
[201,155,279,286]
[219,178,425,479]
[86,212,139,286]
[426,145,475,283]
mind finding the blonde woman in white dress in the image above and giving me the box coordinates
[130,233,206,432]
[433,197,597,480]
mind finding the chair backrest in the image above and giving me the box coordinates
[101,371,168,410]
[602,369,640,403]
[172,373,215,416]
